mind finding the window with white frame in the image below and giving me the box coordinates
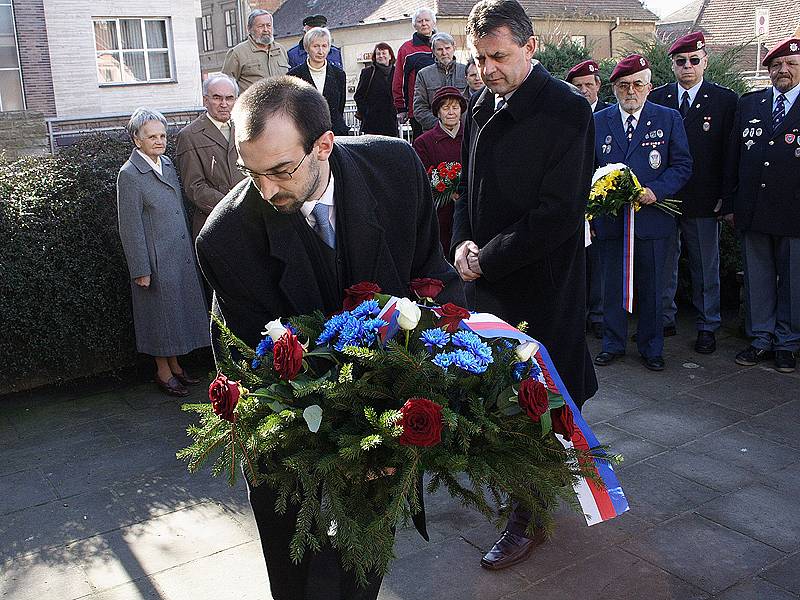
[93,18,174,85]
[202,14,213,52]
[0,0,25,111]
[224,9,238,48]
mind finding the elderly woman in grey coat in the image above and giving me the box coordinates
[117,108,210,397]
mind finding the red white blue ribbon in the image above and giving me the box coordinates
[622,204,635,313]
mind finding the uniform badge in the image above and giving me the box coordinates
[742,129,749,138]
[649,149,661,169]
[786,134,796,144]
[755,128,763,137]
[605,135,612,144]
[745,140,755,150]
[749,119,761,124]
[657,129,664,138]
[703,122,711,131]
[796,148,800,158]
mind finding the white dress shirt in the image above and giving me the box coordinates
[301,172,336,231]
[619,105,644,132]
[677,78,703,108]
[136,149,163,175]
[774,82,800,114]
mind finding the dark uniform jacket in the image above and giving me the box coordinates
[650,80,737,217]
[594,99,611,113]
[287,62,350,136]
[452,62,598,405]
[723,86,800,237]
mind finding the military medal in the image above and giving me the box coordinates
[605,135,612,144]
[745,140,755,150]
[786,134,796,144]
[703,122,710,131]
[755,128,763,137]
[649,149,661,169]
[796,148,800,158]
[657,129,664,138]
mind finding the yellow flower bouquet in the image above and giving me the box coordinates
[586,163,681,220]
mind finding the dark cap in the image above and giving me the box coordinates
[762,37,800,66]
[302,14,327,27]
[566,60,600,82]
[668,32,705,55]
[610,54,650,82]
[431,86,467,115]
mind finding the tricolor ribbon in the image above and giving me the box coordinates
[622,203,635,313]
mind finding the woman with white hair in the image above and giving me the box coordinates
[287,27,350,135]
[116,108,210,397]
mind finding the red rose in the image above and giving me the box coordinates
[410,277,445,300]
[209,373,240,422]
[398,397,443,447]
[517,378,549,422]
[273,331,304,381]
[343,281,382,311]
[435,182,447,193]
[552,404,577,441]
[437,302,470,332]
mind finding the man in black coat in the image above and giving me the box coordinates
[722,37,800,373]
[453,0,598,571]
[650,32,737,354]
[196,76,464,600]
[567,59,611,339]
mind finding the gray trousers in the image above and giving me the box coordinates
[741,231,800,352]
[662,216,721,332]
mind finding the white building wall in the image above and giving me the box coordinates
[43,0,202,117]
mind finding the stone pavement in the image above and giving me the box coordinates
[2,317,799,600]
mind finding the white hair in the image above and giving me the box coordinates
[412,7,436,26]
[303,27,331,51]
[247,9,272,30]
[202,73,239,97]
[430,32,454,48]
[127,108,167,139]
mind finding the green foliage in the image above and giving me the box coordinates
[534,40,593,80]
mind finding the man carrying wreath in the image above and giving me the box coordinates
[195,76,464,600]
[592,55,692,371]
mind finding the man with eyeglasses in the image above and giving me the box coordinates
[195,75,464,600]
[593,54,692,372]
[650,32,738,355]
[722,37,800,374]
[176,74,245,240]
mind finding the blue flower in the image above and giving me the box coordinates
[255,336,274,357]
[352,299,380,318]
[432,351,455,369]
[252,358,262,369]
[451,349,488,374]
[317,313,348,345]
[529,360,542,379]
[500,339,514,350]
[452,331,493,366]
[512,361,528,381]
[420,328,450,352]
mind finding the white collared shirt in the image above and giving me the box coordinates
[136,149,162,175]
[619,105,644,132]
[301,172,336,231]
[590,99,598,112]
[677,78,703,108]
[774,82,800,113]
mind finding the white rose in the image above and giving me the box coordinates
[395,298,422,331]
[261,318,288,342]
[514,341,539,362]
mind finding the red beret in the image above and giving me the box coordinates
[668,32,705,55]
[431,86,467,115]
[610,54,650,82]
[762,37,800,66]
[566,60,600,82]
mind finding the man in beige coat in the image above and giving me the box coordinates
[222,9,289,92]
[176,74,245,239]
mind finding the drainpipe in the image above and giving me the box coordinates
[609,17,620,58]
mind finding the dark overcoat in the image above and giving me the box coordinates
[116,151,210,357]
[287,62,350,136]
[354,64,398,137]
[723,87,800,237]
[650,80,738,217]
[175,113,245,239]
[452,63,598,406]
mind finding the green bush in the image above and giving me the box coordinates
[0,132,180,391]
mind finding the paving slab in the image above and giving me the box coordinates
[646,448,762,493]
[0,467,58,514]
[713,577,800,600]
[0,552,93,600]
[680,426,798,475]
[588,422,669,469]
[686,367,798,415]
[761,552,800,595]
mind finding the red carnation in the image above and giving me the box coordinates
[273,331,304,381]
[437,302,470,332]
[398,397,443,447]
[209,374,240,422]
[343,281,381,311]
[517,378,549,422]
[552,404,577,441]
[437,163,448,176]
[435,182,447,193]
[410,277,444,300]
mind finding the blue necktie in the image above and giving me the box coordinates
[311,202,335,248]
[626,114,636,142]
[680,91,690,118]
[773,93,786,129]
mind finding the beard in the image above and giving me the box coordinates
[266,158,322,214]
[254,33,273,45]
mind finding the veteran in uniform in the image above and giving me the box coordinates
[650,32,738,354]
[567,59,611,339]
[593,55,692,371]
[723,37,800,373]
[222,10,289,93]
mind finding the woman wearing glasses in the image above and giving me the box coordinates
[116,108,210,397]
[287,27,350,136]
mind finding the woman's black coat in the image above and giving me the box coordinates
[353,64,398,137]
[288,62,350,136]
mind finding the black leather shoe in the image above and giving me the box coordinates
[642,356,665,371]
[480,530,547,570]
[735,346,770,366]
[155,375,190,397]
[590,322,604,339]
[774,350,797,373]
[694,331,716,354]
[594,351,624,366]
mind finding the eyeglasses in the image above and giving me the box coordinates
[614,81,649,92]
[674,56,702,67]
[237,151,310,181]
